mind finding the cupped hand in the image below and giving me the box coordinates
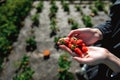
[73,46,109,65]
[68,28,102,46]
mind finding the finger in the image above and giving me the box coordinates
[68,29,80,38]
[59,45,77,56]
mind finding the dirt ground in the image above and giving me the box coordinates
[0,1,110,80]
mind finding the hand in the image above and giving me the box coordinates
[68,28,102,46]
[73,46,109,65]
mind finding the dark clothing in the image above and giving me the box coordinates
[96,0,120,57]
[92,0,120,80]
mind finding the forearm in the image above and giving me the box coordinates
[104,52,120,73]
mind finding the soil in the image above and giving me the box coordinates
[0,1,110,80]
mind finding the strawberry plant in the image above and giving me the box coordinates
[49,2,58,20]
[71,21,79,30]
[0,22,18,42]
[58,52,75,80]
[0,37,12,55]
[50,24,59,36]
[75,5,81,11]
[13,55,34,80]
[62,3,70,14]
[89,4,98,17]
[31,13,40,26]
[50,0,55,4]
[61,0,65,5]
[0,0,33,71]
[94,0,105,11]
[67,18,80,30]
[50,2,58,13]
[50,18,59,37]
[68,18,74,24]
[54,36,62,50]
[36,1,44,13]
[26,36,37,52]
[0,37,12,70]
[82,15,93,27]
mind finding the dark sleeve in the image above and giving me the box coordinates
[95,3,120,39]
[95,20,113,39]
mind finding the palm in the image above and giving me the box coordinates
[73,46,108,65]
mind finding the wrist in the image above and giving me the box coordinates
[93,28,103,40]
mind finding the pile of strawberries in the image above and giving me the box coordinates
[58,37,88,57]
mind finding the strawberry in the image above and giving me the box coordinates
[64,38,70,46]
[82,46,88,53]
[70,37,77,45]
[58,38,70,46]
[58,37,88,58]
[76,39,83,46]
[74,47,83,57]
[68,43,75,50]
[81,43,85,46]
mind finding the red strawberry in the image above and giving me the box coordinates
[68,43,75,50]
[58,38,70,45]
[64,38,70,46]
[70,37,77,44]
[81,43,85,46]
[74,48,83,57]
[82,46,88,53]
[76,39,83,46]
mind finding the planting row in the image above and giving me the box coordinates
[0,0,33,70]
[31,0,110,36]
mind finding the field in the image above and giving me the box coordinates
[0,0,111,80]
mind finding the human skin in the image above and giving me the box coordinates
[58,28,120,73]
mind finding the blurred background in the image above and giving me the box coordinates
[0,0,111,80]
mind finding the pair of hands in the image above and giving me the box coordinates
[59,28,109,65]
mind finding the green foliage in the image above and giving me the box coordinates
[75,5,81,11]
[0,0,33,70]
[36,1,44,13]
[68,18,74,24]
[0,0,33,24]
[82,15,93,27]
[50,2,58,13]
[54,36,61,43]
[49,2,58,20]
[50,18,59,33]
[58,53,71,71]
[0,36,12,70]
[71,22,79,30]
[91,7,98,15]
[95,0,105,11]
[26,36,36,47]
[31,13,39,26]
[50,24,59,33]
[58,52,75,80]
[63,3,69,13]
[0,37,12,55]
[0,22,18,40]
[13,55,34,80]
